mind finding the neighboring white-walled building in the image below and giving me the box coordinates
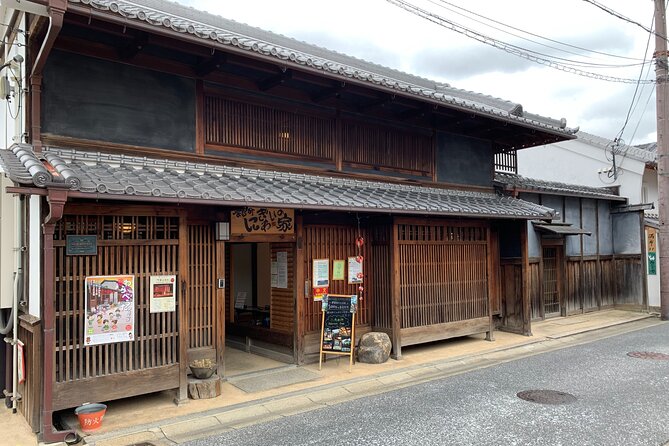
[517,131,660,310]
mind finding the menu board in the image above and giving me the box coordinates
[319,294,357,372]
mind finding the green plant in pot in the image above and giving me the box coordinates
[189,358,216,379]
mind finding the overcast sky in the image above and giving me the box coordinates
[177,0,658,145]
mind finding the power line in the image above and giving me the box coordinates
[385,0,656,83]
[581,0,666,41]
[433,0,646,62]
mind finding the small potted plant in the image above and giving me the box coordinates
[189,358,216,379]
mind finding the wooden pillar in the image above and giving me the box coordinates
[195,80,205,155]
[175,213,189,405]
[41,189,75,443]
[485,227,495,341]
[390,219,402,359]
[520,221,532,336]
[295,214,305,364]
[215,240,226,378]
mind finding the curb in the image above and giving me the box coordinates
[81,315,662,446]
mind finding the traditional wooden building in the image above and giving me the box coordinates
[495,173,646,319]
[0,0,583,441]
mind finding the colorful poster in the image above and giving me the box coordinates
[348,256,364,284]
[332,260,345,281]
[647,228,657,275]
[84,275,135,346]
[313,258,330,301]
[149,275,177,313]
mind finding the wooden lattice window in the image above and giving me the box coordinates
[204,95,336,160]
[342,122,433,175]
[494,149,517,174]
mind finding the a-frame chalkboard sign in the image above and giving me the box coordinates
[319,294,357,372]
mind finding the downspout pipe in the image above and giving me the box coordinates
[29,0,67,153]
[40,188,76,444]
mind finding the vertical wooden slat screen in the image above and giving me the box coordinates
[341,121,433,175]
[370,224,392,330]
[494,149,518,174]
[204,96,335,160]
[529,261,542,319]
[188,224,215,350]
[303,225,370,333]
[54,215,180,383]
[600,257,616,307]
[397,223,488,329]
[542,248,560,315]
[270,242,295,334]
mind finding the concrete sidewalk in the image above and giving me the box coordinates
[0,309,660,446]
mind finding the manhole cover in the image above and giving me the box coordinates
[517,389,577,405]
[627,351,669,360]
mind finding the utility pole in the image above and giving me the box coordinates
[654,0,669,320]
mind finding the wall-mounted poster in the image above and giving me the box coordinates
[348,256,363,284]
[647,228,657,275]
[312,258,330,301]
[277,251,288,289]
[150,275,177,313]
[84,275,135,346]
[332,260,345,281]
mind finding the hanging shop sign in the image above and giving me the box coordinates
[347,256,364,284]
[84,275,135,346]
[312,258,330,301]
[647,228,657,275]
[319,294,357,372]
[149,275,177,313]
[231,207,294,236]
[66,235,98,256]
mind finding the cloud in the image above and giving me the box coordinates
[410,45,535,79]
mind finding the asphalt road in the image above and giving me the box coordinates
[184,322,669,446]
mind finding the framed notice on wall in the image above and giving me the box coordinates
[348,256,363,284]
[149,275,177,313]
[312,258,330,301]
[84,275,135,346]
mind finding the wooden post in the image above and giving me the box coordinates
[640,212,650,311]
[485,227,494,341]
[215,240,226,378]
[175,213,189,405]
[195,79,205,155]
[520,221,532,336]
[390,219,402,359]
[295,214,305,364]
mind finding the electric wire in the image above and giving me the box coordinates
[582,0,666,42]
[385,0,656,83]
[432,0,647,63]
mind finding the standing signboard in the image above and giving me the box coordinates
[319,294,357,372]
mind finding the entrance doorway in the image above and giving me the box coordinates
[542,246,562,317]
[226,242,295,367]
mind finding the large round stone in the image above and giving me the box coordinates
[357,332,392,364]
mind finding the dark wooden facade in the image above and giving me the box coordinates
[8,2,576,439]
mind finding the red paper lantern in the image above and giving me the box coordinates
[358,286,364,292]
[355,236,365,248]
[356,255,364,263]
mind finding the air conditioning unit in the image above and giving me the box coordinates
[0,176,18,309]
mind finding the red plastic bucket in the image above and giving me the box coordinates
[74,403,107,433]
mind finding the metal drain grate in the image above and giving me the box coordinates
[627,351,669,360]
[517,389,577,405]
[129,443,156,446]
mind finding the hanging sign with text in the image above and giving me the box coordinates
[231,207,294,236]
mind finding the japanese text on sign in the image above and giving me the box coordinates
[231,207,294,235]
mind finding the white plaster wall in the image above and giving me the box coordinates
[517,139,645,204]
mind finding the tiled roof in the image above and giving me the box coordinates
[67,0,576,137]
[494,172,626,201]
[576,131,656,164]
[0,145,555,219]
